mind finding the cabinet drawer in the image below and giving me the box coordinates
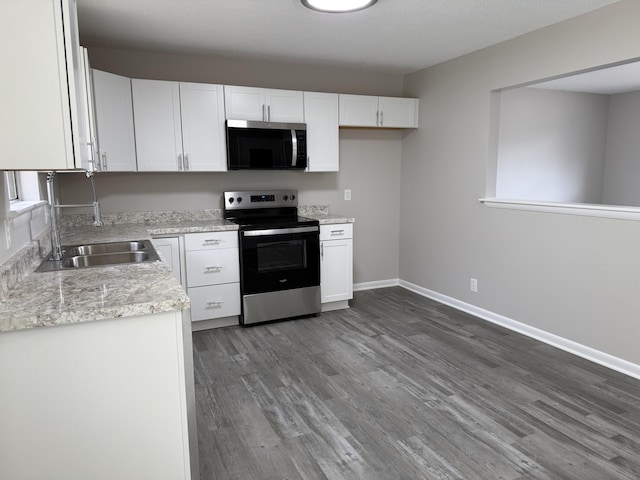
[189,283,240,321]
[320,224,353,240]
[186,248,240,287]
[184,231,238,251]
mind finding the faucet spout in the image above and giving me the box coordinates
[46,170,103,262]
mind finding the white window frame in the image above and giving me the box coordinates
[5,171,18,201]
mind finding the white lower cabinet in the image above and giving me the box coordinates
[184,231,240,329]
[320,223,353,311]
[153,237,183,284]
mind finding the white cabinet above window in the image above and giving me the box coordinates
[339,94,419,128]
[224,86,304,123]
[1,0,90,170]
[132,80,227,172]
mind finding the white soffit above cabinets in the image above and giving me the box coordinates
[77,0,621,75]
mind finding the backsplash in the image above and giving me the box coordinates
[298,205,329,217]
[60,209,224,227]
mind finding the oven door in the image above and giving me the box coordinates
[240,226,320,295]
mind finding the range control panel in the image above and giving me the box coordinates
[224,190,299,210]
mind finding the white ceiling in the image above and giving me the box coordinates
[77,0,621,75]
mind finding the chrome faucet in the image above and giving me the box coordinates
[46,171,102,261]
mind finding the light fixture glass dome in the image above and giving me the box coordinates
[301,0,378,13]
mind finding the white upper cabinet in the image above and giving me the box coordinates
[91,70,137,172]
[1,0,89,170]
[338,95,379,127]
[179,82,227,172]
[304,92,339,172]
[339,94,419,128]
[224,86,304,123]
[132,80,227,172]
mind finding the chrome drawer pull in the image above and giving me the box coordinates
[330,230,344,235]
[205,266,222,272]
[203,239,221,244]
[206,300,224,308]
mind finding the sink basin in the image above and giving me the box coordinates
[64,251,152,268]
[68,241,147,256]
[36,239,160,272]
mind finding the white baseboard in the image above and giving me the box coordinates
[398,280,640,381]
[354,278,399,292]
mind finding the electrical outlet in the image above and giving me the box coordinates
[470,278,478,293]
[344,189,352,201]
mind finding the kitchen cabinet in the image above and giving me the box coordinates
[132,80,227,172]
[153,236,183,284]
[339,94,419,128]
[224,85,304,122]
[0,311,192,480]
[1,0,92,170]
[91,69,137,172]
[320,223,353,311]
[184,231,240,329]
[304,92,340,172]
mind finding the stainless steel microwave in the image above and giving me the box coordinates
[226,120,307,170]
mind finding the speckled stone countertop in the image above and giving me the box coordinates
[0,218,237,333]
[0,206,351,333]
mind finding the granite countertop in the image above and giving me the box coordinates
[0,219,238,333]
[0,207,352,333]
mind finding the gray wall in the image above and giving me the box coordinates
[601,90,640,206]
[59,48,404,285]
[496,87,609,203]
[401,0,640,365]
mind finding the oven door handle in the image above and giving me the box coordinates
[243,226,319,237]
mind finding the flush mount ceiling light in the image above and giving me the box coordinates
[301,0,378,13]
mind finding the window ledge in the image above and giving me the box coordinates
[9,200,48,218]
[480,198,640,221]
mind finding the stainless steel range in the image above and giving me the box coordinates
[224,190,321,326]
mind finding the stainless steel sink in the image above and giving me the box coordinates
[67,241,147,256]
[36,239,160,272]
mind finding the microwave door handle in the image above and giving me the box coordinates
[291,130,297,167]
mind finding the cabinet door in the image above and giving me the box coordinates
[153,237,182,284]
[132,79,183,171]
[379,97,419,128]
[92,70,137,172]
[179,83,227,172]
[185,249,240,288]
[264,89,305,123]
[189,283,241,321]
[224,86,265,121]
[321,238,353,303]
[339,94,378,127]
[304,92,339,172]
[1,0,81,170]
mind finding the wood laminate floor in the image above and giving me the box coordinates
[193,287,640,480]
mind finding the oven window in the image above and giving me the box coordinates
[257,239,307,273]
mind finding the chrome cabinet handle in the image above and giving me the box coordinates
[205,266,222,272]
[321,242,324,260]
[267,104,271,122]
[101,152,108,171]
[331,229,345,236]
[203,239,221,245]
[178,153,183,171]
[380,110,384,126]
[376,111,379,126]
[206,300,224,308]
[262,104,266,121]
[184,154,189,171]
